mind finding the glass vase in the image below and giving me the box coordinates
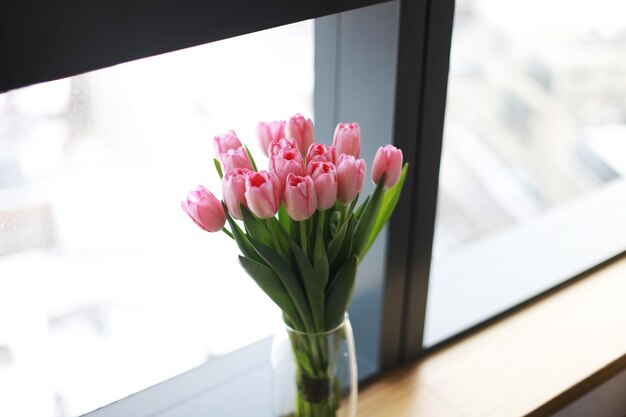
[271,314,358,417]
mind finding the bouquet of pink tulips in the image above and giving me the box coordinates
[182,114,406,416]
[182,113,407,333]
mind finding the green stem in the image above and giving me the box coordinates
[300,220,308,257]
[339,204,347,226]
[221,227,234,240]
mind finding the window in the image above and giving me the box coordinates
[3,0,625,415]
[1,2,402,416]
[424,0,626,346]
[0,20,314,417]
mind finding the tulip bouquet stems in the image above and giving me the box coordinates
[182,115,407,417]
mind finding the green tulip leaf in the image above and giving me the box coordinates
[362,163,409,257]
[331,216,353,277]
[313,214,329,288]
[267,217,293,265]
[214,158,223,180]
[225,209,264,265]
[353,178,385,261]
[327,216,351,268]
[240,205,273,249]
[277,224,324,331]
[278,202,292,236]
[325,255,358,329]
[353,195,370,222]
[239,255,302,329]
[244,144,258,172]
[248,236,314,332]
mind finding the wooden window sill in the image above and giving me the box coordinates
[358,255,626,417]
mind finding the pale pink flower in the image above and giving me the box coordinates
[285,113,315,154]
[222,168,250,220]
[219,147,253,174]
[336,154,366,204]
[257,121,286,157]
[269,147,305,187]
[333,123,361,158]
[245,170,282,219]
[307,161,338,210]
[371,145,403,189]
[181,186,226,232]
[305,143,337,166]
[284,174,317,221]
[213,130,242,157]
[268,137,298,157]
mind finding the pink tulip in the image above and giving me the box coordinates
[305,143,337,165]
[257,121,286,157]
[213,130,242,157]
[371,145,403,189]
[269,147,305,187]
[285,113,315,154]
[284,174,317,221]
[307,161,338,210]
[219,147,253,174]
[268,137,298,157]
[333,123,361,158]
[336,154,366,204]
[245,170,282,219]
[222,168,250,220]
[181,186,226,232]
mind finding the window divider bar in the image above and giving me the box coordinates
[378,0,430,371]
[398,0,455,362]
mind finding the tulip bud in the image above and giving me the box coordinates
[333,123,361,158]
[181,186,226,232]
[305,143,337,166]
[245,170,282,219]
[257,121,286,157]
[307,161,338,210]
[269,147,305,187]
[219,147,253,174]
[213,130,243,157]
[222,168,250,220]
[268,137,298,157]
[284,174,317,221]
[285,113,315,155]
[336,154,366,204]
[371,144,403,189]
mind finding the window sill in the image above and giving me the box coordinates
[358,254,626,416]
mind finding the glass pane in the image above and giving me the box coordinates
[0,21,313,417]
[426,0,626,346]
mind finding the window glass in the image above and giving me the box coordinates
[0,21,313,417]
[426,0,626,346]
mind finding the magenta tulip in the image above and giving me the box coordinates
[269,147,305,187]
[219,147,253,174]
[307,161,338,210]
[305,143,337,165]
[371,144,403,189]
[333,123,361,158]
[268,137,298,157]
[181,186,226,232]
[285,113,315,154]
[284,174,317,221]
[257,121,286,157]
[222,168,250,220]
[213,130,243,157]
[336,154,366,204]
[245,170,282,219]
